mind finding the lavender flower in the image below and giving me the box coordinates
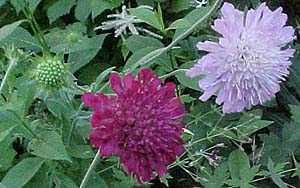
[186,2,295,113]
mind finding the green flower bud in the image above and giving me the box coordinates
[36,59,65,89]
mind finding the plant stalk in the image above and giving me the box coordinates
[79,150,101,188]
[0,59,16,96]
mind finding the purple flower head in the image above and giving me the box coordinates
[187,2,295,113]
[82,69,186,183]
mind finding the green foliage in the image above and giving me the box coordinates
[28,131,71,162]
[47,0,76,23]
[0,0,299,187]
[226,150,259,188]
[1,157,45,188]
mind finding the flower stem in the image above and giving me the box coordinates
[0,59,16,96]
[127,0,222,72]
[16,0,50,53]
[159,69,188,79]
[79,150,101,188]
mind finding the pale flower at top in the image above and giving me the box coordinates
[186,2,295,113]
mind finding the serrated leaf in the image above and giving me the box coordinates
[28,131,71,162]
[226,150,258,187]
[267,159,288,188]
[47,0,76,23]
[1,157,45,188]
[203,162,229,188]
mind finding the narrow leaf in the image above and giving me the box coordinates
[267,159,288,188]
[1,158,45,188]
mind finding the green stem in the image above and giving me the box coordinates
[251,168,297,183]
[0,59,16,96]
[159,69,188,79]
[186,116,258,147]
[16,0,49,53]
[127,0,222,72]
[67,103,84,146]
[79,150,101,188]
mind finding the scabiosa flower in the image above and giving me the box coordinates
[186,2,295,113]
[82,69,186,183]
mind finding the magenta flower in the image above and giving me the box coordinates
[82,69,186,183]
[187,2,295,113]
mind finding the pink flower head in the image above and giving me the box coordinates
[82,69,186,183]
[187,2,295,113]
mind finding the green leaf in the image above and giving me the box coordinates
[123,47,158,71]
[91,0,122,18]
[124,35,163,52]
[159,174,173,187]
[0,137,16,171]
[267,159,288,188]
[1,157,45,188]
[28,131,71,162]
[67,145,95,159]
[293,155,300,182]
[56,34,107,72]
[173,5,213,40]
[91,66,115,92]
[168,0,191,13]
[75,0,91,22]
[0,110,18,142]
[0,20,25,42]
[289,105,300,123]
[203,162,229,188]
[0,126,14,143]
[0,27,40,50]
[10,0,42,13]
[175,61,203,91]
[167,19,191,30]
[47,0,76,23]
[45,98,72,119]
[85,172,109,188]
[130,7,164,31]
[226,150,258,187]
[283,121,300,143]
[0,183,8,188]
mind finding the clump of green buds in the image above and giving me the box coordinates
[36,59,65,89]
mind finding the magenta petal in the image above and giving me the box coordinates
[81,92,98,110]
[109,72,123,94]
[82,68,186,184]
[100,142,116,156]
